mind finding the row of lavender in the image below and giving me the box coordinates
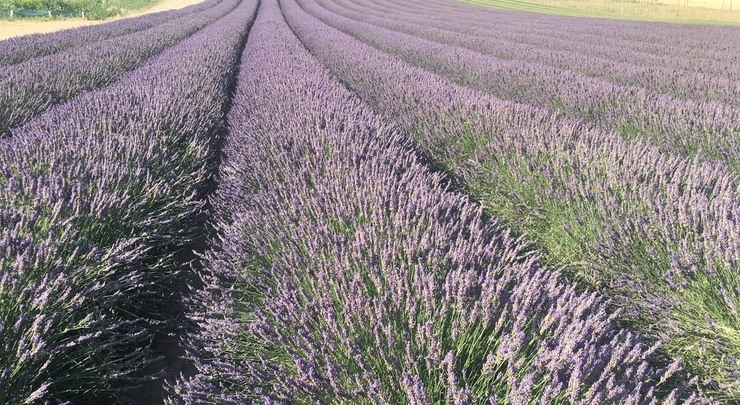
[169,0,703,402]
[362,0,740,81]
[0,0,220,67]
[285,0,740,401]
[333,0,739,105]
[0,0,258,401]
[304,0,740,172]
[0,0,239,136]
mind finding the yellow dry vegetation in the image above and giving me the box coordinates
[462,0,740,24]
[0,0,205,41]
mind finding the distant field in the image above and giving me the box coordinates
[0,0,160,19]
[462,0,740,24]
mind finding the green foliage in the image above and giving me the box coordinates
[0,0,160,19]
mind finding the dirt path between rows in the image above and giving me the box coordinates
[0,0,205,41]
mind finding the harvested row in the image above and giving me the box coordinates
[0,0,220,67]
[364,0,740,79]
[0,0,258,402]
[349,0,740,81]
[301,0,740,171]
[284,0,740,401]
[326,0,739,105]
[0,0,239,136]
[169,0,700,402]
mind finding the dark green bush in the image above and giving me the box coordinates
[0,0,160,19]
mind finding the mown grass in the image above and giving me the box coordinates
[0,0,160,19]
[461,0,740,25]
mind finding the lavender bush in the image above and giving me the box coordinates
[169,0,704,402]
[326,0,740,105]
[284,0,740,400]
[349,0,740,81]
[0,0,221,67]
[303,0,740,171]
[0,0,239,136]
[1,0,735,401]
[0,0,258,401]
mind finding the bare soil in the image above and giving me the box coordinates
[0,0,205,41]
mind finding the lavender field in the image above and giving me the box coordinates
[0,0,738,403]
